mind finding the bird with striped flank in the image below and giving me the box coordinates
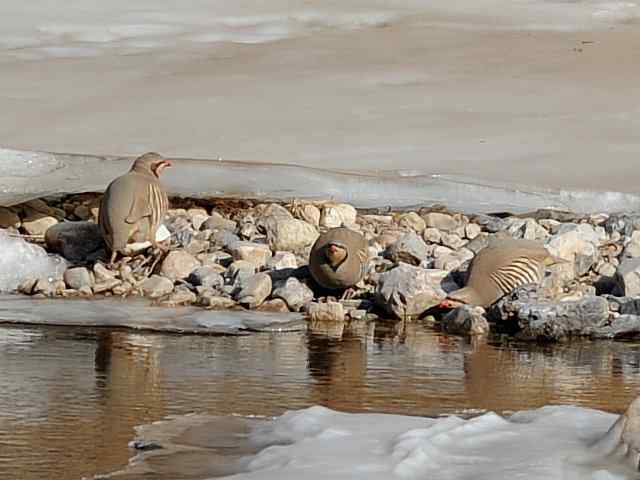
[441,238,565,308]
[99,152,171,264]
[309,227,369,294]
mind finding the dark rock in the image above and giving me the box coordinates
[467,214,506,233]
[187,266,224,289]
[44,221,105,262]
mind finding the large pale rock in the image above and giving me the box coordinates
[225,260,256,287]
[299,204,321,226]
[422,212,459,233]
[440,233,466,250]
[272,277,314,311]
[433,248,474,271]
[615,258,640,297]
[386,232,430,266]
[522,218,550,241]
[266,218,318,252]
[398,212,426,233]
[308,301,345,322]
[186,208,209,230]
[464,223,482,240]
[623,231,640,259]
[442,306,489,336]
[267,251,298,270]
[139,275,174,298]
[235,273,272,308]
[22,214,58,236]
[45,221,104,262]
[256,203,293,231]
[545,223,600,276]
[320,203,357,228]
[160,251,200,280]
[228,241,272,269]
[63,267,93,290]
[201,211,237,232]
[375,264,446,319]
[422,227,442,244]
[0,207,20,229]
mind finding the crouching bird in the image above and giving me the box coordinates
[99,152,171,264]
[309,227,369,296]
[441,238,564,308]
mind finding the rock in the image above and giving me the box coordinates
[464,223,481,240]
[228,241,272,269]
[377,230,405,249]
[93,278,121,294]
[522,219,549,241]
[165,215,194,247]
[422,212,459,233]
[440,233,466,250]
[210,229,240,249]
[160,250,200,280]
[186,208,209,230]
[201,212,237,232]
[623,231,640,258]
[546,223,600,276]
[139,275,174,298]
[235,273,272,308]
[93,263,117,282]
[347,309,368,320]
[159,286,197,306]
[112,282,132,296]
[44,221,104,262]
[198,251,233,268]
[257,298,291,313]
[63,267,93,290]
[299,204,321,226]
[320,203,357,228]
[272,277,314,311]
[265,218,318,252]
[239,223,258,240]
[267,251,298,270]
[308,301,345,322]
[604,214,640,237]
[184,239,209,255]
[375,264,446,319]
[615,258,640,297]
[362,214,394,225]
[539,219,562,234]
[595,260,617,278]
[442,306,490,336]
[433,248,473,271]
[592,314,640,339]
[187,266,224,289]
[0,207,20,229]
[398,212,426,233]
[200,293,237,309]
[494,293,610,341]
[422,228,442,244]
[468,214,506,233]
[386,232,430,266]
[225,260,256,286]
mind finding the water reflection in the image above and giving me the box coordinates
[0,322,639,479]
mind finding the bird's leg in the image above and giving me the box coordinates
[109,250,118,267]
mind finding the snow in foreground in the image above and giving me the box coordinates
[115,401,640,480]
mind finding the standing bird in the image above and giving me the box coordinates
[309,227,369,293]
[441,238,564,308]
[99,152,171,264]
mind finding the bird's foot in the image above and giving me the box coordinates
[340,288,358,301]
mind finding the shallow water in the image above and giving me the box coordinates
[1,322,640,480]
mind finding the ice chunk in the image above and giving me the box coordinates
[106,403,639,480]
[0,230,66,291]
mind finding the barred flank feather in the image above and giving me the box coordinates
[489,256,544,296]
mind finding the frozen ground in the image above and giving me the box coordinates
[2,0,640,199]
[110,403,640,479]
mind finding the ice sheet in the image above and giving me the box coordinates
[0,295,305,335]
[105,404,639,480]
[2,147,640,214]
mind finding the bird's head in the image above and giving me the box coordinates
[131,152,172,178]
[325,241,348,267]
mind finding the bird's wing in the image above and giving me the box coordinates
[125,183,153,224]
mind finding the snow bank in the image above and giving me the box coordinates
[0,229,66,291]
[108,404,638,479]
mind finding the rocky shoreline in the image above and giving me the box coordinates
[4,193,640,341]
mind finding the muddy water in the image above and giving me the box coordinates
[1,322,639,480]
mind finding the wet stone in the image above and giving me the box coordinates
[159,286,197,306]
[442,305,490,336]
[139,275,174,298]
[187,266,224,289]
[93,278,121,294]
[257,298,290,313]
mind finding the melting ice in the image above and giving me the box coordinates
[110,402,640,479]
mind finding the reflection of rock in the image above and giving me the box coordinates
[308,301,345,322]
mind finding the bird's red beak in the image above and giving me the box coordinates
[153,160,172,177]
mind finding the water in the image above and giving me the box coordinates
[1,322,639,480]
